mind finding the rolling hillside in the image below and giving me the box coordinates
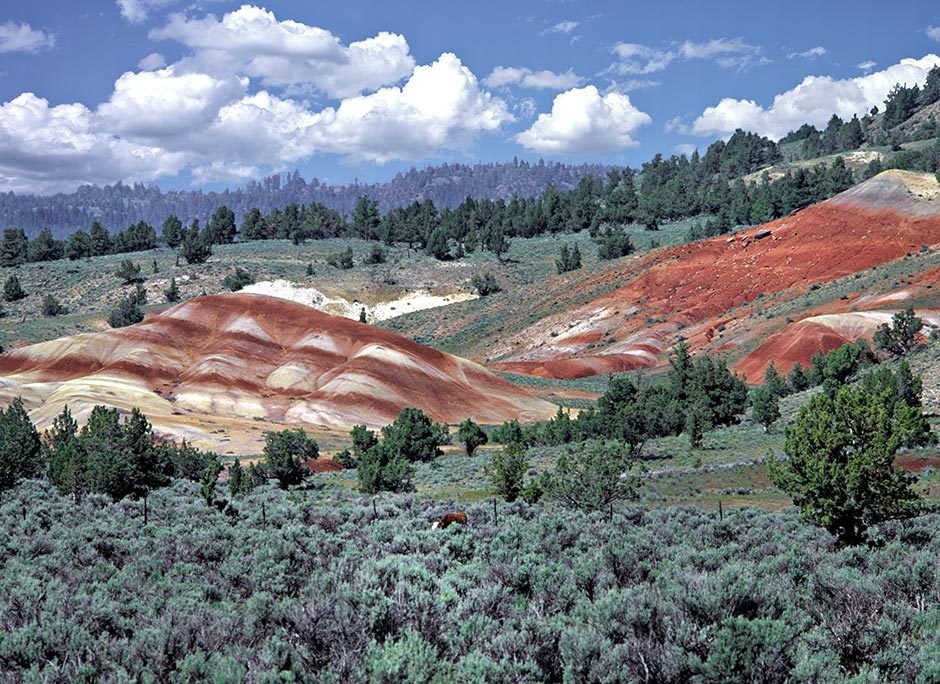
[0,293,555,453]
[386,171,940,382]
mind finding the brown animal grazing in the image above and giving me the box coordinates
[432,512,468,530]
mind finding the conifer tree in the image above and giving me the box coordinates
[3,274,26,302]
[0,397,42,491]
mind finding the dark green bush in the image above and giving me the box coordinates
[222,266,254,292]
[327,246,354,269]
[41,294,68,317]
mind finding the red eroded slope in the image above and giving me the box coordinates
[734,309,940,380]
[0,293,556,435]
[734,321,857,379]
[490,171,940,379]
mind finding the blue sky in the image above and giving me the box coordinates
[1,0,939,194]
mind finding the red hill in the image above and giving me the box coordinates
[489,171,940,379]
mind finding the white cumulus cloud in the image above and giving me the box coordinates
[484,66,581,90]
[150,5,414,98]
[97,67,248,139]
[0,21,55,53]
[541,21,579,36]
[137,52,166,70]
[515,86,651,154]
[0,93,184,193]
[927,25,940,42]
[0,6,514,193]
[787,46,826,60]
[315,53,512,162]
[117,0,178,24]
[611,37,765,75]
[857,60,877,72]
[692,54,940,140]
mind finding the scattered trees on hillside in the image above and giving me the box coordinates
[5,67,940,270]
[503,342,748,453]
[357,408,450,493]
[873,304,924,356]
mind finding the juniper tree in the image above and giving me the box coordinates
[200,458,223,506]
[768,367,934,544]
[164,277,181,303]
[380,408,450,463]
[3,274,26,302]
[542,440,639,512]
[873,304,923,356]
[41,294,68,317]
[44,405,86,500]
[751,387,781,432]
[228,459,245,497]
[263,428,317,489]
[486,442,528,502]
[161,214,184,249]
[181,221,211,265]
[358,441,415,494]
[457,418,488,456]
[115,259,143,285]
[0,397,42,491]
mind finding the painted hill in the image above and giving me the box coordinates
[0,293,555,451]
[486,170,940,380]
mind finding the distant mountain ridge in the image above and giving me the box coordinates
[0,159,608,238]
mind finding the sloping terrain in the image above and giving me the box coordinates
[485,171,940,379]
[735,310,940,379]
[0,293,555,451]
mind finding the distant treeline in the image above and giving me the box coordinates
[0,159,608,238]
[0,143,863,268]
